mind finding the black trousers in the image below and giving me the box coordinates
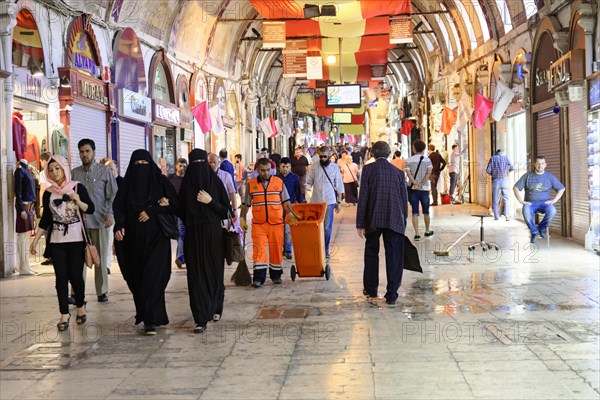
[430,174,440,204]
[49,242,86,314]
[363,228,405,302]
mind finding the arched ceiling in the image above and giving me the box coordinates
[102,0,539,93]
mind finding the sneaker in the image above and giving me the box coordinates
[193,324,206,334]
[175,259,183,269]
[272,278,282,285]
[431,203,438,206]
[284,252,292,260]
[505,217,510,221]
[251,281,263,288]
[41,258,53,266]
[212,314,221,322]
[385,299,397,306]
[144,324,156,335]
[539,229,548,239]
[530,233,538,244]
[414,235,421,241]
[97,293,108,303]
[424,231,434,237]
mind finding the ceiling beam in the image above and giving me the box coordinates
[219,10,449,22]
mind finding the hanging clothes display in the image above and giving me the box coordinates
[24,133,40,170]
[51,125,69,158]
[12,112,27,161]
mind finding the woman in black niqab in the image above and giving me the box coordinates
[178,148,232,333]
[113,149,178,335]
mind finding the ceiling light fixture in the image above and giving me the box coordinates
[326,55,337,65]
[59,76,71,88]
[303,4,320,19]
[31,65,44,77]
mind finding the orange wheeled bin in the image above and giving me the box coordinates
[286,203,331,281]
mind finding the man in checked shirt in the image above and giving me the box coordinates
[486,149,514,221]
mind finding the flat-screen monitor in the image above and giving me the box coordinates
[326,84,362,108]
[332,112,352,124]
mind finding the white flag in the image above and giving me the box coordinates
[209,105,224,134]
[457,92,473,131]
[259,117,273,137]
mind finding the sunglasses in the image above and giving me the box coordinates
[319,155,329,159]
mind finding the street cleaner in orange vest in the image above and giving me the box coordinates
[240,158,300,288]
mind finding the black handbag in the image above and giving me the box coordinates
[403,235,423,273]
[156,212,179,239]
[223,213,245,265]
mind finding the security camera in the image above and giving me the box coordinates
[64,105,73,112]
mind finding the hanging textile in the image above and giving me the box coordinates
[191,101,212,133]
[440,107,457,135]
[473,93,493,129]
[209,104,224,134]
[457,92,473,131]
[491,81,514,122]
[400,119,414,136]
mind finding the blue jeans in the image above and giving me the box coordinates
[283,222,292,253]
[176,218,185,262]
[492,177,510,219]
[409,190,430,216]
[449,172,458,195]
[522,202,557,235]
[324,204,335,257]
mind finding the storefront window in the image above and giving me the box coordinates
[154,64,170,102]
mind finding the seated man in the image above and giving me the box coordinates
[513,156,565,243]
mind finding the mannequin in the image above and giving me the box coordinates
[14,160,38,275]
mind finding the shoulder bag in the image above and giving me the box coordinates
[345,164,359,189]
[223,212,245,265]
[321,164,339,201]
[407,156,424,197]
[75,185,100,269]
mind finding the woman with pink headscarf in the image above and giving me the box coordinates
[30,156,95,332]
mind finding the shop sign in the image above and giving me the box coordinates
[154,101,180,125]
[74,53,100,77]
[118,89,151,123]
[537,49,585,92]
[389,16,413,44]
[180,109,193,130]
[263,22,286,49]
[12,67,54,103]
[79,79,108,105]
[181,129,193,142]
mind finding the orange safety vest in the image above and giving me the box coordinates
[248,176,285,225]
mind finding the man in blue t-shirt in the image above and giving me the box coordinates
[513,156,565,243]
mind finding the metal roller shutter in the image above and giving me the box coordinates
[476,127,487,207]
[568,101,589,243]
[69,104,108,169]
[535,109,562,234]
[118,121,146,175]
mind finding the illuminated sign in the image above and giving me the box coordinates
[154,102,180,125]
[119,89,151,122]
[74,53,99,77]
[79,80,108,105]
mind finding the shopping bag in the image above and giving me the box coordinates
[403,236,423,273]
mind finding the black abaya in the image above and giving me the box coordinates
[178,149,231,327]
[114,150,178,327]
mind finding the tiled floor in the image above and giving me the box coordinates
[1,203,599,399]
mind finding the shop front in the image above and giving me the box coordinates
[59,15,114,168]
[11,8,57,168]
[113,27,149,174]
[587,72,600,251]
[149,50,179,175]
[531,21,565,236]
[176,74,193,160]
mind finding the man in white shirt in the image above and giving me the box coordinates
[306,146,345,259]
[449,144,466,198]
[208,153,237,212]
[405,140,433,241]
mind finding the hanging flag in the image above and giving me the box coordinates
[440,107,457,135]
[259,117,273,137]
[209,104,224,134]
[438,64,443,78]
[491,81,514,122]
[269,118,279,138]
[191,101,212,133]
[473,93,493,129]
[457,92,473,131]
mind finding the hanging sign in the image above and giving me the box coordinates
[283,40,307,78]
[371,65,387,81]
[119,88,151,122]
[389,17,413,44]
[154,100,180,126]
[262,22,286,49]
[306,56,323,80]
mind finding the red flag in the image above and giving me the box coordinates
[440,107,457,135]
[191,101,211,133]
[269,118,279,138]
[473,93,493,129]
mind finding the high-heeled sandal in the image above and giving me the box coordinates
[76,302,87,325]
[57,314,70,331]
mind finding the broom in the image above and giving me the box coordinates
[231,232,252,286]
[433,219,481,257]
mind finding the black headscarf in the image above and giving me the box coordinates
[180,149,230,219]
[123,149,164,211]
